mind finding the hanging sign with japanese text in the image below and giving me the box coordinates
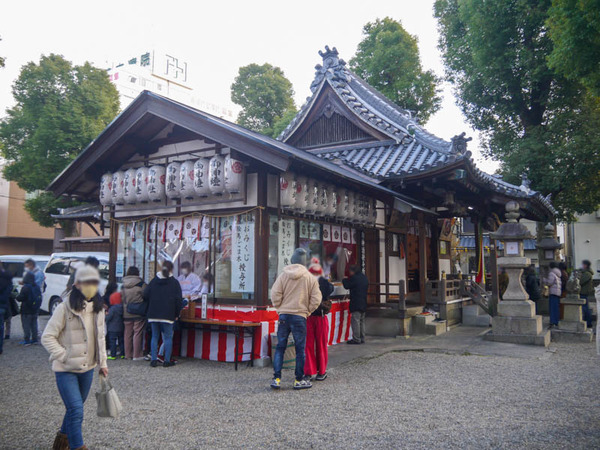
[231,214,255,293]
[277,219,296,274]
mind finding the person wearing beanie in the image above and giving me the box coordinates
[305,261,334,381]
[42,264,108,450]
[106,291,125,360]
[270,248,322,390]
[343,264,369,344]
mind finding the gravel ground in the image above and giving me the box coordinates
[0,316,599,449]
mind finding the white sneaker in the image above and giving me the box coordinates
[132,357,145,361]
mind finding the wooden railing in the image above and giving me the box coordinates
[425,279,463,303]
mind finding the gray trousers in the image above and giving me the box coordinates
[350,311,366,343]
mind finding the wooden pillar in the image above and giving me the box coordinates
[474,217,482,287]
[254,172,270,306]
[108,213,117,284]
[489,241,499,316]
[418,212,427,306]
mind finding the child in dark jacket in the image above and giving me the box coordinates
[106,291,124,359]
[16,272,42,345]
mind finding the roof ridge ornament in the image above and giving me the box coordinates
[311,45,348,93]
[450,132,472,154]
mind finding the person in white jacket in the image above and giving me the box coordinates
[42,265,108,450]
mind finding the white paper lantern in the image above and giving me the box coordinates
[294,175,308,213]
[224,155,245,194]
[357,195,368,225]
[193,158,210,197]
[369,198,377,226]
[147,165,166,202]
[280,171,295,209]
[209,155,225,195]
[347,192,357,223]
[316,182,328,216]
[99,173,113,206]
[180,160,195,199]
[111,171,125,205]
[135,167,149,203]
[336,188,348,219]
[123,168,137,204]
[326,184,337,217]
[305,179,319,214]
[165,162,181,199]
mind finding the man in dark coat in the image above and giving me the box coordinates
[342,264,369,344]
[0,263,13,354]
[524,265,541,302]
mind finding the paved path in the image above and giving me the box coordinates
[1,316,598,449]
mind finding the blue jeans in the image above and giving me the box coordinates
[21,313,38,342]
[107,331,124,358]
[55,369,94,449]
[273,314,307,381]
[549,294,560,325]
[150,322,174,363]
[581,295,593,327]
[0,308,6,353]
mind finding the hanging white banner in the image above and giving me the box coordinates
[231,214,255,293]
[277,219,296,274]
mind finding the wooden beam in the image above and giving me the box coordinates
[254,173,269,307]
[418,212,427,306]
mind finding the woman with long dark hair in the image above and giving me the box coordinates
[42,265,108,450]
[143,261,183,368]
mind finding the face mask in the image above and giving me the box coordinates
[81,284,98,300]
[182,269,189,275]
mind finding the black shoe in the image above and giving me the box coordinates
[4,335,9,340]
[150,360,159,367]
[315,373,327,381]
[347,340,360,345]
[163,361,175,368]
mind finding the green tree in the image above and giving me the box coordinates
[547,0,600,97]
[231,63,296,136]
[0,54,120,226]
[434,0,600,220]
[349,17,442,123]
[0,36,5,68]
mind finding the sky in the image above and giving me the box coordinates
[0,0,499,173]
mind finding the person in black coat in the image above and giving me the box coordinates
[524,265,541,302]
[16,272,42,345]
[143,261,183,368]
[0,263,13,354]
[342,264,369,344]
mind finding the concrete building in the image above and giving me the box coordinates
[565,212,600,278]
[0,167,54,255]
[106,50,236,122]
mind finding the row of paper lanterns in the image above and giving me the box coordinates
[280,172,377,226]
[99,154,245,206]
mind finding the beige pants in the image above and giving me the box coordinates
[124,319,146,359]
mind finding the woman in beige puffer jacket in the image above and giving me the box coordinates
[42,265,108,450]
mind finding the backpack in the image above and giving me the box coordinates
[29,284,43,310]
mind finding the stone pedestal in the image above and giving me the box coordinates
[483,202,550,347]
[552,295,593,343]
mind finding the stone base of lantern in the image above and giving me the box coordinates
[485,300,550,346]
[551,296,594,343]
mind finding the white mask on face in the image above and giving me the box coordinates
[182,269,189,275]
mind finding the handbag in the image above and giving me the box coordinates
[9,289,19,316]
[124,288,148,317]
[96,375,123,418]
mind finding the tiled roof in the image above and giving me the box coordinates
[280,47,555,217]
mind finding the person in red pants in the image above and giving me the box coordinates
[304,261,334,381]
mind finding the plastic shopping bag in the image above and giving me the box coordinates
[96,375,122,418]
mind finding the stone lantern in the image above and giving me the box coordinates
[535,223,563,315]
[553,272,594,342]
[484,201,550,346]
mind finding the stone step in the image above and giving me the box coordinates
[425,320,447,336]
[462,304,491,327]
